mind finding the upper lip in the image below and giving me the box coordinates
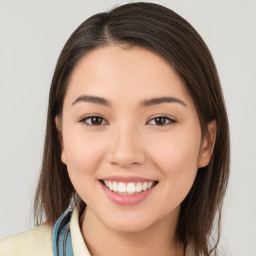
[99,175,157,183]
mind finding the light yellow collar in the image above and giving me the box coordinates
[70,207,194,256]
[70,208,91,256]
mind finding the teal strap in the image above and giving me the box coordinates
[52,210,74,256]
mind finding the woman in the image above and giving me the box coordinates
[0,2,230,256]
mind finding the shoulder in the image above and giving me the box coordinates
[0,223,53,256]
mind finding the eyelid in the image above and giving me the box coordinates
[79,114,109,126]
[78,114,176,127]
[146,115,176,125]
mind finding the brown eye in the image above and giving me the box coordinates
[90,116,103,125]
[147,116,176,126]
[80,116,108,126]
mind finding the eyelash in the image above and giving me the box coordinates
[79,115,176,127]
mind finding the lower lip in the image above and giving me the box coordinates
[99,181,157,206]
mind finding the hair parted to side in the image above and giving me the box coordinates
[34,2,230,255]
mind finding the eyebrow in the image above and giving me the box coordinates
[72,95,187,107]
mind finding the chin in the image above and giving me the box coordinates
[102,212,156,233]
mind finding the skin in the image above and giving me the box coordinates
[56,45,216,256]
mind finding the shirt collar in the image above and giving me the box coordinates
[70,207,91,256]
[69,207,194,256]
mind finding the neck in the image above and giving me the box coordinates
[80,207,185,256]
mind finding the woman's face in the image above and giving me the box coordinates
[58,45,214,233]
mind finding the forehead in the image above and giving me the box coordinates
[65,45,194,107]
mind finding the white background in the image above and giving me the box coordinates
[0,0,255,255]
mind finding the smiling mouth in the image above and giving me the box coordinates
[99,180,158,195]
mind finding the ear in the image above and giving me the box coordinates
[198,120,217,168]
[55,116,66,164]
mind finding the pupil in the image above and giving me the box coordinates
[156,117,166,125]
[92,117,102,125]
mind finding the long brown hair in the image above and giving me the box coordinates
[34,2,230,255]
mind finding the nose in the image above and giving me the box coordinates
[105,124,146,168]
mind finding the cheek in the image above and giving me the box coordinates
[62,129,106,185]
[148,126,201,193]
[164,137,200,171]
[150,125,201,163]
[62,131,109,205]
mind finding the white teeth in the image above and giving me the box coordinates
[118,182,126,193]
[108,181,113,191]
[112,182,118,192]
[135,183,143,193]
[103,180,156,195]
[147,182,153,189]
[142,182,148,191]
[127,183,136,194]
